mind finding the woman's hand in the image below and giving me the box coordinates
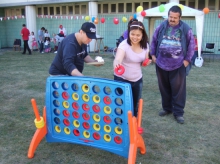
[142,58,152,67]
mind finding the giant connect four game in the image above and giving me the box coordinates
[27,76,146,164]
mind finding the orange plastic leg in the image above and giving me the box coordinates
[27,105,47,158]
[128,99,146,164]
[137,99,143,127]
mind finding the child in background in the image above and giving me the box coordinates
[31,32,38,51]
[191,35,198,65]
[44,37,51,53]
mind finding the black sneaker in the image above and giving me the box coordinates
[159,110,171,116]
[175,116,184,124]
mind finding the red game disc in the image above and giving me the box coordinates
[142,58,149,67]
[114,65,125,75]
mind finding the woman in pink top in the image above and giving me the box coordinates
[113,21,151,117]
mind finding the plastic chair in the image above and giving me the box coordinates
[201,43,215,61]
[13,39,21,51]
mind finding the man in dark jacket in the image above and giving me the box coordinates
[49,22,103,76]
[150,5,195,124]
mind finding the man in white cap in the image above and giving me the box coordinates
[49,22,103,76]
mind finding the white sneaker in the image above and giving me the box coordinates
[54,51,57,54]
[41,52,44,53]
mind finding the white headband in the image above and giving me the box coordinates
[130,25,143,29]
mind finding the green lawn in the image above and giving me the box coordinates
[0,50,220,164]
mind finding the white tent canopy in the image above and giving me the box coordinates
[137,2,204,59]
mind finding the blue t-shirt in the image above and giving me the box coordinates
[38,29,44,42]
[49,33,88,75]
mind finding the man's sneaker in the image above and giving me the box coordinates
[175,116,184,124]
[159,110,171,116]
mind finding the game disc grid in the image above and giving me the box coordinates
[45,76,133,158]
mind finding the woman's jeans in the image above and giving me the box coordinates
[114,75,143,117]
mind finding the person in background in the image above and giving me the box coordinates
[54,25,67,53]
[191,35,198,65]
[113,21,151,117]
[44,29,50,39]
[30,31,38,51]
[150,5,195,124]
[49,22,103,76]
[38,27,45,53]
[20,24,31,55]
[123,18,138,39]
[44,37,51,53]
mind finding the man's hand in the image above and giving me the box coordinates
[183,60,189,67]
[151,55,157,63]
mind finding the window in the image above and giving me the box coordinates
[198,0,205,10]
[111,4,116,13]
[38,7,42,15]
[11,9,15,16]
[50,7,54,15]
[134,3,140,12]
[69,6,73,15]
[151,2,158,8]
[126,3,132,12]
[81,5,86,14]
[44,7,48,15]
[179,1,186,5]
[118,3,124,13]
[103,4,108,13]
[143,2,149,9]
[98,4,101,13]
[21,8,25,16]
[208,0,215,10]
[188,1,195,8]
[75,5,80,14]
[16,9,20,15]
[219,1,220,10]
[6,10,11,17]
[56,7,60,15]
[62,6,66,15]
[160,2,166,5]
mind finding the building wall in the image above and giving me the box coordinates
[0,0,220,53]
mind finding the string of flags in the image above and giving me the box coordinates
[0,15,25,21]
[0,5,215,22]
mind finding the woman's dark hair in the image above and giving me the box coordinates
[127,21,149,49]
[168,5,182,17]
[127,18,138,28]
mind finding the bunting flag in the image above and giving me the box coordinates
[0,14,134,24]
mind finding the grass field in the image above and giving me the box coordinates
[0,50,219,164]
